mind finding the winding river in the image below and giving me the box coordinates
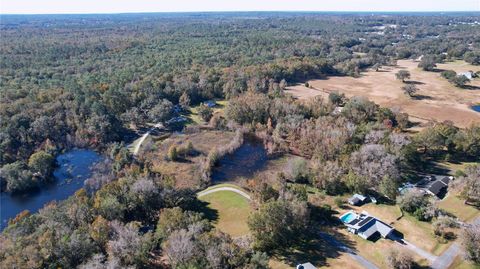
[0,149,102,230]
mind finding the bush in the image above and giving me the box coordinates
[334,197,345,208]
[397,190,429,213]
[418,55,437,71]
[441,70,457,80]
[386,248,414,269]
[433,216,459,241]
[287,158,308,183]
[198,105,214,122]
[167,145,178,161]
[461,224,480,264]
[328,91,345,106]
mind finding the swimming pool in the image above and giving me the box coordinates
[340,212,357,224]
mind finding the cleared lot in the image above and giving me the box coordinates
[286,60,480,128]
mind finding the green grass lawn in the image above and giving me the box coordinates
[437,193,480,222]
[198,189,251,237]
[434,161,479,176]
[448,256,480,269]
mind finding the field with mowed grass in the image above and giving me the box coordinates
[198,187,252,237]
[437,192,480,222]
[448,256,480,269]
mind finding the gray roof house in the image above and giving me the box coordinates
[340,211,395,240]
[348,194,369,206]
[427,176,452,199]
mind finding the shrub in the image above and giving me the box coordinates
[287,158,308,183]
[198,105,214,122]
[167,145,178,161]
[334,197,345,208]
[461,224,480,264]
[386,248,414,269]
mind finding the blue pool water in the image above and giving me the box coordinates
[472,105,480,113]
[340,212,356,223]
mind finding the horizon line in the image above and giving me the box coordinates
[2,10,480,16]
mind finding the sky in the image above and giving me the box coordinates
[0,0,479,14]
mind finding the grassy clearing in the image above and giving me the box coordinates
[286,60,480,128]
[437,192,480,222]
[359,203,451,255]
[151,131,235,188]
[187,100,228,125]
[434,161,479,176]
[198,189,251,237]
[448,256,480,269]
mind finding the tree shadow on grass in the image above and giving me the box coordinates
[194,200,219,223]
[406,80,426,85]
[462,85,480,90]
[274,229,357,268]
[418,160,451,176]
[412,94,434,101]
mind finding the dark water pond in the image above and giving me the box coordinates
[0,149,102,230]
[472,105,480,112]
[211,139,268,182]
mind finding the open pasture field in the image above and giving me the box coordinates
[286,60,480,128]
[198,186,252,237]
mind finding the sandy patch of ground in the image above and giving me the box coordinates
[286,60,480,128]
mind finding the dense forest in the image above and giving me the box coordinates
[1,12,480,269]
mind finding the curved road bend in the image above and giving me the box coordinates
[197,186,251,200]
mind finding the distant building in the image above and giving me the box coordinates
[340,211,395,241]
[204,100,217,108]
[458,71,473,80]
[296,262,316,269]
[332,106,344,115]
[348,194,369,206]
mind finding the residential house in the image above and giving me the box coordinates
[427,176,453,199]
[340,211,395,240]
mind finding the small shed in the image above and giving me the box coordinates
[297,262,317,269]
[204,100,217,108]
[459,72,473,80]
[348,194,368,206]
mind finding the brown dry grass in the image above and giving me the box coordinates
[286,60,480,128]
[151,130,235,188]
